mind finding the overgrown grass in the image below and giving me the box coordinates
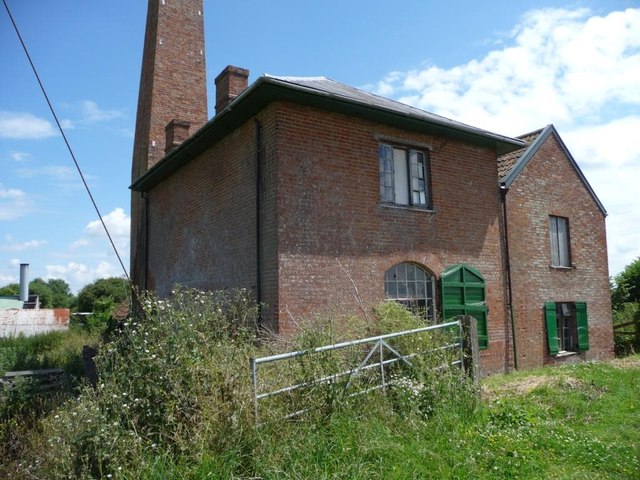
[0,327,100,470]
[2,291,638,479]
[0,327,98,377]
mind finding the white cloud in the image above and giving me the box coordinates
[9,151,32,162]
[45,261,124,294]
[371,7,640,276]
[84,207,131,253]
[61,101,126,129]
[69,238,90,250]
[0,239,47,253]
[85,207,130,238]
[16,165,77,181]
[80,100,125,123]
[0,111,56,139]
[0,184,31,220]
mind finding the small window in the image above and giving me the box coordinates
[544,302,589,355]
[385,263,435,321]
[549,216,571,267]
[379,144,430,208]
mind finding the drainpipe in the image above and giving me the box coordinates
[500,183,518,370]
[19,263,29,303]
[143,191,149,291]
[255,119,263,326]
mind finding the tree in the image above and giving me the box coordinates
[27,278,53,308]
[75,277,130,313]
[47,278,74,308]
[612,257,640,310]
[0,278,74,308]
[0,283,19,296]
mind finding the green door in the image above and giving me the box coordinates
[441,264,488,349]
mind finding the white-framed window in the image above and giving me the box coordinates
[379,144,430,207]
[549,216,571,267]
[384,263,436,321]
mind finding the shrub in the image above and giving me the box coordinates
[21,286,260,479]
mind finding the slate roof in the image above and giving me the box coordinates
[132,74,526,192]
[497,124,606,215]
[265,75,525,149]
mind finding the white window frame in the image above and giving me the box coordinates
[379,144,430,208]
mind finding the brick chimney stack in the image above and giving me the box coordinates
[131,0,208,180]
[215,65,250,114]
[131,0,208,293]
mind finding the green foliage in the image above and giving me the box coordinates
[3,292,639,479]
[74,277,130,313]
[0,329,98,377]
[47,278,74,308]
[0,278,74,308]
[612,257,640,309]
[0,283,19,296]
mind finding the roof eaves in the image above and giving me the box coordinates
[132,75,527,191]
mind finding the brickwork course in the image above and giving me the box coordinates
[130,0,614,374]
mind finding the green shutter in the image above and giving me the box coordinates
[575,302,590,351]
[441,264,488,350]
[545,302,560,355]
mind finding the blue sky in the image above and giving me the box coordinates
[1,0,638,293]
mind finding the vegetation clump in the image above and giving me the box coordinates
[1,290,638,479]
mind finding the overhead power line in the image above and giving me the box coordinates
[2,0,131,284]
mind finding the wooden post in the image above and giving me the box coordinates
[461,315,480,390]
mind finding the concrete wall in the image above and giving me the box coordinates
[0,309,70,338]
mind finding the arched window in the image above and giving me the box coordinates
[384,263,436,321]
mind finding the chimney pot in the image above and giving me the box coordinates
[164,119,191,154]
[215,65,250,114]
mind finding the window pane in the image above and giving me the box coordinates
[557,218,570,266]
[549,216,570,266]
[384,263,435,321]
[549,217,560,265]
[393,148,409,205]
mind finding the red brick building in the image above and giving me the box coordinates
[130,0,613,374]
[498,125,614,368]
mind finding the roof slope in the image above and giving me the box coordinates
[497,124,606,215]
[132,74,526,192]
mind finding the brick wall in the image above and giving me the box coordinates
[506,133,614,368]
[272,101,510,374]
[131,0,208,291]
[145,106,280,329]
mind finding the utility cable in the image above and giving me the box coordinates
[2,0,131,285]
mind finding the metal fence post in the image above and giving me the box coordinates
[379,340,386,392]
[249,357,259,423]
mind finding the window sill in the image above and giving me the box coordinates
[378,203,436,213]
[549,265,575,271]
[555,350,577,358]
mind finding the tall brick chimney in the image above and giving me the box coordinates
[131,0,208,179]
[215,65,250,113]
[131,0,208,292]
